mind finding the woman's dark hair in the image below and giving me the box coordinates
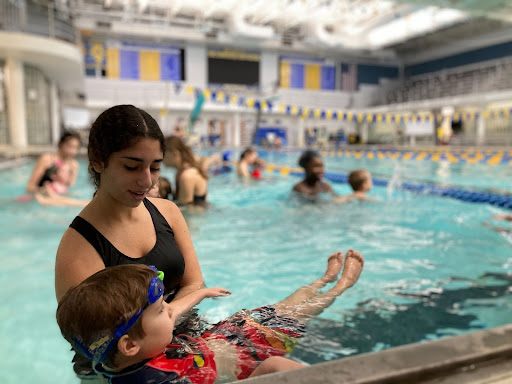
[58,131,81,147]
[88,105,165,188]
[240,147,256,162]
[298,150,320,169]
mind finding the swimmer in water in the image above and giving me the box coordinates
[292,150,339,200]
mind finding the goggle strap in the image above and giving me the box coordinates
[114,309,143,340]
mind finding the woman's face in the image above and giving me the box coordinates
[246,151,258,165]
[96,138,163,207]
[59,138,80,159]
[307,156,324,180]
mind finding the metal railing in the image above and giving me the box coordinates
[0,0,78,44]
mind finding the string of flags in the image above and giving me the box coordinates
[183,85,512,123]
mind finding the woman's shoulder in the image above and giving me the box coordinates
[293,180,308,191]
[148,197,180,215]
[180,167,202,181]
[38,152,55,165]
[58,221,97,257]
[320,181,334,191]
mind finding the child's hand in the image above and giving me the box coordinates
[201,287,231,298]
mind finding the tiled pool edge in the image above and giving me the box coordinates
[236,324,512,384]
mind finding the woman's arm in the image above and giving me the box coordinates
[26,154,52,192]
[152,199,205,300]
[55,228,105,301]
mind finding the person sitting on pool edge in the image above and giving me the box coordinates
[57,250,364,384]
[292,150,344,202]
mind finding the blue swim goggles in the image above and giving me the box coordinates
[73,266,165,364]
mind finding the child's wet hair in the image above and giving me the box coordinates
[348,169,370,191]
[158,177,172,199]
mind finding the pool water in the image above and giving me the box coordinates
[1,152,511,383]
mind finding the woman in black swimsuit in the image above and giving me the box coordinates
[55,105,205,382]
[163,136,208,206]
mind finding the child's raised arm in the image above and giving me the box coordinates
[169,287,231,320]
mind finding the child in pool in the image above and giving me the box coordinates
[251,157,266,180]
[147,177,173,199]
[57,250,364,383]
[345,169,375,202]
[41,162,72,195]
[30,163,89,207]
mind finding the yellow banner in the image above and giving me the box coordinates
[106,48,119,79]
[305,64,320,90]
[139,51,160,81]
[280,62,290,88]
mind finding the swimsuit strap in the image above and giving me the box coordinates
[69,216,115,265]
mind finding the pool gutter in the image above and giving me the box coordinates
[236,324,512,384]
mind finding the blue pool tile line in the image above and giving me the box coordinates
[315,148,512,165]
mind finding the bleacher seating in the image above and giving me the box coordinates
[386,57,512,104]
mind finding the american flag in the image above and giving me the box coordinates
[341,63,358,92]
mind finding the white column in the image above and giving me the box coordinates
[185,44,207,89]
[260,52,279,94]
[233,112,241,147]
[361,123,369,144]
[224,115,232,147]
[476,107,486,146]
[297,117,305,148]
[49,81,60,144]
[5,57,27,148]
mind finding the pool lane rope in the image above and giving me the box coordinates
[265,164,512,210]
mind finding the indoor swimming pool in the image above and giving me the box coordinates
[1,151,511,383]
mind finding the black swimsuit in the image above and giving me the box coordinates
[69,199,185,298]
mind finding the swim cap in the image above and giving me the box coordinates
[222,151,232,162]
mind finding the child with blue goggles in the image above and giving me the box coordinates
[57,250,364,383]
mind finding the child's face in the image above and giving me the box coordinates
[362,172,372,191]
[53,164,70,183]
[138,296,175,358]
[147,182,160,198]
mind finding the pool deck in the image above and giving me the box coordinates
[236,324,512,384]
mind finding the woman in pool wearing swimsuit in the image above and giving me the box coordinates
[55,105,205,383]
[26,131,80,193]
[163,136,209,207]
